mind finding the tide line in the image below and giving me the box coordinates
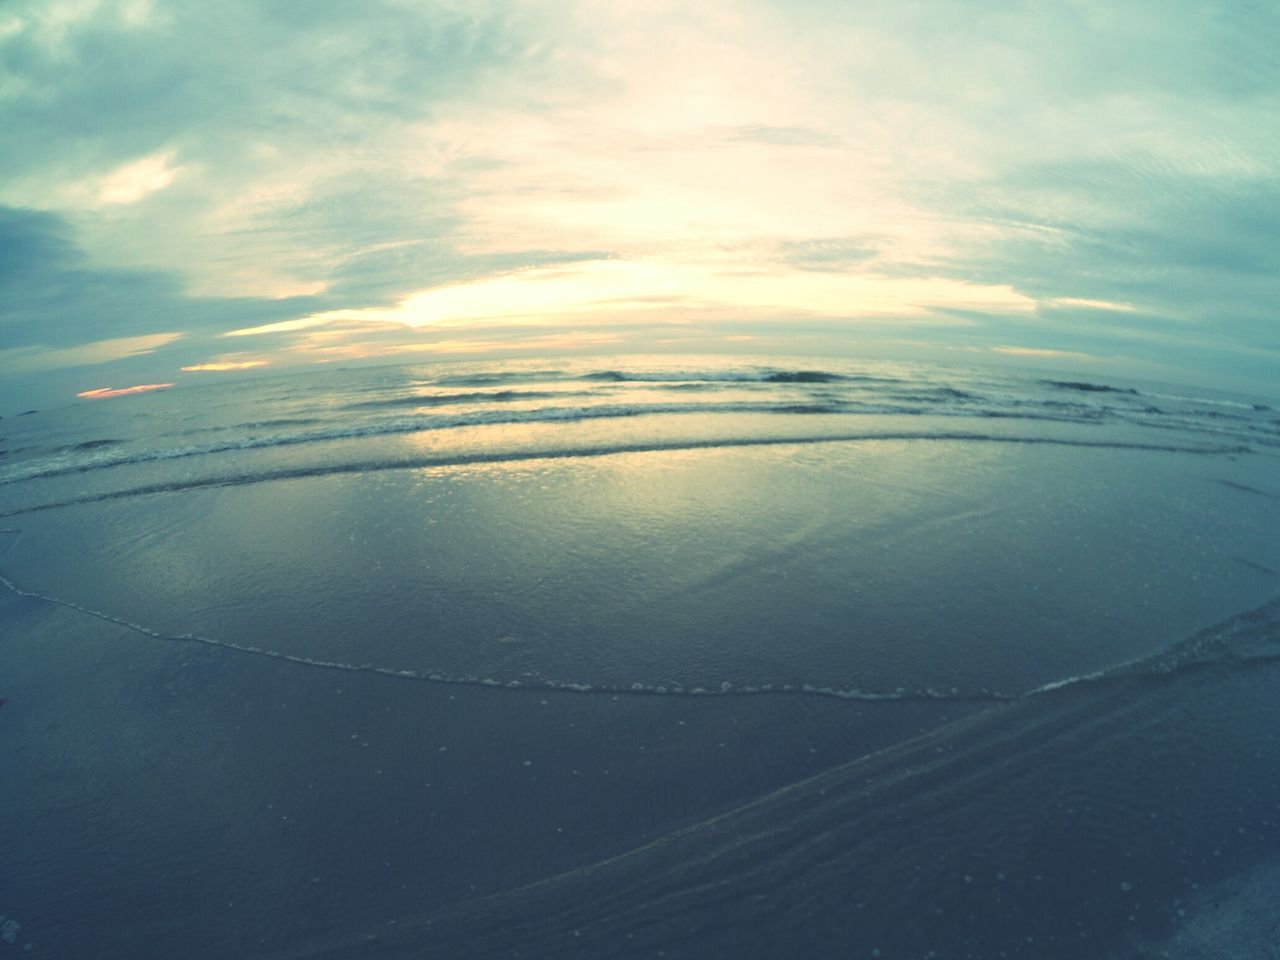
[0,568,1016,705]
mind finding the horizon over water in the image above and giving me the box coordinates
[2,354,1279,958]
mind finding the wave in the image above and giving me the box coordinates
[580,368,893,385]
[1117,592,1280,673]
[153,417,328,441]
[6,437,122,458]
[432,370,569,387]
[0,402,854,484]
[64,438,123,452]
[1027,593,1280,696]
[1042,379,1140,395]
[762,370,849,383]
[5,390,1260,488]
[885,387,981,403]
[581,368,800,383]
[231,417,327,430]
[1148,391,1274,413]
[0,432,1252,518]
[1093,408,1280,447]
[343,390,580,410]
[1042,379,1276,416]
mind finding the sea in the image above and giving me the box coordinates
[1,354,1278,959]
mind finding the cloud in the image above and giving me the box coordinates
[1,0,1278,405]
[94,150,185,205]
[77,381,173,399]
[0,331,181,372]
[726,125,840,148]
[0,203,328,410]
[0,0,566,299]
[0,205,321,351]
[1042,298,1136,313]
[989,345,1101,362]
[180,359,269,372]
[913,167,1280,363]
[776,238,883,272]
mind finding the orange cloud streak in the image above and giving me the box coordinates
[77,383,175,399]
[181,360,270,372]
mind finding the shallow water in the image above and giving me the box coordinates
[1,356,1278,957]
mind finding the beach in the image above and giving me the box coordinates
[2,356,1278,958]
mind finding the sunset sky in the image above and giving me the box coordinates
[1,0,1277,411]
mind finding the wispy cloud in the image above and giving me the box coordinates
[180,359,270,372]
[0,331,181,373]
[77,381,173,399]
[990,345,1102,361]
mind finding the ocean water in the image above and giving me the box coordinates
[1,355,1278,958]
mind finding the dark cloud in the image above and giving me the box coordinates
[0,200,618,412]
[0,206,80,286]
[904,161,1280,366]
[0,205,319,351]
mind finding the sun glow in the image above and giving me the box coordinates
[181,359,270,372]
[226,259,1034,339]
[990,345,1100,360]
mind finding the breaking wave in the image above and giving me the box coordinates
[1042,379,1141,395]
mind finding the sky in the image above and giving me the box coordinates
[1,0,1277,412]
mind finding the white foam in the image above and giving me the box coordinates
[0,572,1028,706]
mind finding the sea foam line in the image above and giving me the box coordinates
[0,566,1015,705]
[5,543,1274,706]
[1025,591,1280,696]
